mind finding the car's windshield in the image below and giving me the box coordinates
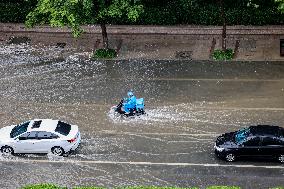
[10,121,30,138]
[235,127,250,144]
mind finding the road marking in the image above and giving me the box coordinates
[146,78,284,82]
[189,107,284,111]
[99,130,219,137]
[0,159,283,169]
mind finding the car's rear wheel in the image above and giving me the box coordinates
[51,147,65,156]
[1,146,14,155]
[278,155,284,163]
[225,153,236,162]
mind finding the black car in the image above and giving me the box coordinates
[214,125,284,163]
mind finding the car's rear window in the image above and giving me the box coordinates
[279,128,284,137]
[55,121,71,136]
[252,125,279,136]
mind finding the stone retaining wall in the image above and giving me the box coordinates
[1,23,284,60]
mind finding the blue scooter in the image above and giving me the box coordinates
[113,98,145,117]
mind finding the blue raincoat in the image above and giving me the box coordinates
[124,92,136,113]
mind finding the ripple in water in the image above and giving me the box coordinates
[108,103,253,127]
[108,103,195,124]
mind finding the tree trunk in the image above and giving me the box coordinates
[209,38,216,59]
[220,0,226,51]
[100,23,109,49]
[233,39,240,59]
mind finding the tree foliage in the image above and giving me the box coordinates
[1,0,280,25]
[96,0,143,23]
[275,0,284,12]
[25,0,143,37]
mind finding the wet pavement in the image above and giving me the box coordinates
[0,44,284,188]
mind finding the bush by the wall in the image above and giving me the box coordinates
[92,48,117,59]
[212,49,234,61]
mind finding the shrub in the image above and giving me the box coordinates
[212,49,234,61]
[21,183,66,189]
[206,186,241,189]
[119,187,199,189]
[92,48,117,59]
[73,187,105,189]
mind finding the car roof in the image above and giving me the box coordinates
[26,119,59,132]
[250,125,282,136]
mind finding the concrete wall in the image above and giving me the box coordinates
[0,23,284,60]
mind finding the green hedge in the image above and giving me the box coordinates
[0,1,36,23]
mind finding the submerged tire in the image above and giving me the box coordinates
[1,146,14,155]
[225,153,236,162]
[51,147,65,156]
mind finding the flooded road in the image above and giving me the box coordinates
[0,44,284,188]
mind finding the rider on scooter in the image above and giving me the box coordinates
[123,90,136,114]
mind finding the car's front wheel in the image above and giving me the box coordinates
[225,153,236,162]
[1,146,14,155]
[278,155,284,163]
[51,147,65,156]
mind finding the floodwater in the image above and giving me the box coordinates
[0,44,284,188]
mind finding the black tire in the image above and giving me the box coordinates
[278,154,284,163]
[225,153,236,162]
[51,146,65,156]
[1,146,14,155]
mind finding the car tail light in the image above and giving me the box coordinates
[67,138,76,143]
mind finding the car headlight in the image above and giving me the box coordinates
[214,145,225,152]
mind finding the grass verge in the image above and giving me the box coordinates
[20,184,284,189]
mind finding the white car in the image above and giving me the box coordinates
[0,119,81,156]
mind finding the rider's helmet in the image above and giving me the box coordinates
[127,91,134,98]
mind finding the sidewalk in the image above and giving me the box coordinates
[0,23,284,61]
